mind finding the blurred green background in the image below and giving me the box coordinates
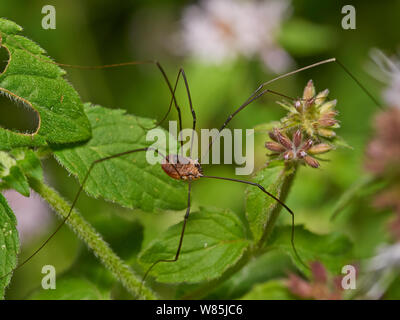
[1,0,399,299]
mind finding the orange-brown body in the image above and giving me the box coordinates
[161,154,203,181]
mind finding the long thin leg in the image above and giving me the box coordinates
[181,68,196,158]
[170,68,197,157]
[0,146,178,279]
[334,59,381,108]
[246,58,381,126]
[140,180,192,291]
[201,175,308,270]
[16,42,181,130]
[167,68,188,155]
[250,58,380,107]
[207,58,381,154]
[205,89,297,155]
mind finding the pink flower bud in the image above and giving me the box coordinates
[265,141,286,153]
[308,144,332,154]
[301,139,314,151]
[293,129,302,148]
[319,118,337,127]
[275,129,292,149]
[303,80,315,100]
[304,155,320,168]
[268,130,279,142]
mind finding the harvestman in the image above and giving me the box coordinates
[1,46,381,289]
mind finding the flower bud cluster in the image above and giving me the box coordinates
[265,80,338,168]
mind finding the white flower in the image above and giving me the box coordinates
[179,0,292,73]
[369,49,400,109]
[367,243,400,272]
[358,243,400,299]
[4,189,52,244]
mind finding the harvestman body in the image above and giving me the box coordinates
[0,41,381,296]
[161,155,203,181]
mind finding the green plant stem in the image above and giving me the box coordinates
[257,163,297,250]
[29,177,156,300]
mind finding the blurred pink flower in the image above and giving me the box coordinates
[179,0,293,73]
[3,189,52,244]
[365,107,400,176]
[364,107,400,241]
[286,261,344,300]
[365,50,400,240]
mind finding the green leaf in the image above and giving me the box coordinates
[245,163,295,242]
[330,135,353,149]
[0,151,29,196]
[139,207,250,283]
[0,193,19,299]
[240,280,295,300]
[2,166,29,196]
[54,103,187,212]
[269,225,353,274]
[205,250,294,299]
[10,148,43,182]
[0,19,22,35]
[0,149,43,196]
[27,277,111,300]
[278,19,337,56]
[0,18,91,150]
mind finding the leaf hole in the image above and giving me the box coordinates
[0,93,39,134]
[0,45,10,75]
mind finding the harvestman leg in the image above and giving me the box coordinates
[215,58,381,139]
[16,42,185,144]
[141,180,192,287]
[161,67,196,157]
[169,67,197,157]
[201,175,305,268]
[207,88,298,153]
[0,146,183,279]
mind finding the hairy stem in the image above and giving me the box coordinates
[29,177,156,300]
[257,163,297,249]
